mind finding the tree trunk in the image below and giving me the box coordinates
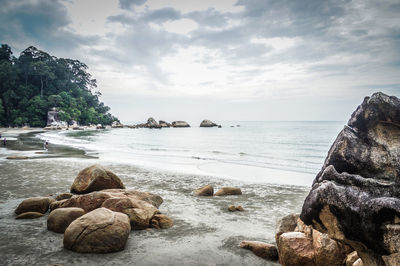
[40,76,43,97]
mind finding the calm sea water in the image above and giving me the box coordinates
[39,121,344,186]
[0,121,344,265]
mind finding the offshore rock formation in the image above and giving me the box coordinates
[171,121,190,127]
[146,117,161,128]
[200,119,217,127]
[300,92,400,265]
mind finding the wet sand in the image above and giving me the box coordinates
[0,131,309,265]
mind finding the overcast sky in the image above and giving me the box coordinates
[1,0,400,123]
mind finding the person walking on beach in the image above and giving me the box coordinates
[3,137,6,146]
[44,140,49,151]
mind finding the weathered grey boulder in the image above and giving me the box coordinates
[63,208,131,253]
[47,107,60,126]
[200,119,217,127]
[300,92,400,265]
[194,185,214,196]
[70,165,125,194]
[47,207,85,233]
[171,121,190,127]
[239,241,278,261]
[15,197,52,215]
[214,187,242,196]
[146,117,161,128]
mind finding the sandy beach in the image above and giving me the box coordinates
[0,129,309,265]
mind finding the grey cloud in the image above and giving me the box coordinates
[185,8,230,28]
[119,0,146,10]
[0,0,98,55]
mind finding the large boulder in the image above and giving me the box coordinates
[200,119,217,127]
[15,197,52,215]
[300,92,400,265]
[171,121,190,128]
[47,207,85,233]
[214,187,242,196]
[63,208,131,253]
[70,165,125,194]
[194,185,214,196]
[101,197,158,229]
[278,232,315,266]
[239,241,278,260]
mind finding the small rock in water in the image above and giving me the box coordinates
[15,212,44,219]
[199,119,217,127]
[150,214,174,229]
[239,241,278,261]
[7,156,29,160]
[15,197,52,215]
[194,185,214,196]
[228,205,244,212]
[214,187,242,196]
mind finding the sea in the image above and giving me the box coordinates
[0,121,344,265]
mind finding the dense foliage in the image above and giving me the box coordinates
[0,44,119,127]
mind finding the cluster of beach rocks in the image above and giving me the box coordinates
[14,164,173,253]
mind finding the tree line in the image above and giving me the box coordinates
[0,44,119,127]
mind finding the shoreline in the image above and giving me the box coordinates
[0,139,308,265]
[2,128,315,187]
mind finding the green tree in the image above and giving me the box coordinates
[0,44,119,127]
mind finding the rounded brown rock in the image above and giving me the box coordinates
[47,207,85,233]
[194,185,214,196]
[70,165,125,194]
[63,208,131,253]
[15,197,52,215]
[214,187,242,196]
